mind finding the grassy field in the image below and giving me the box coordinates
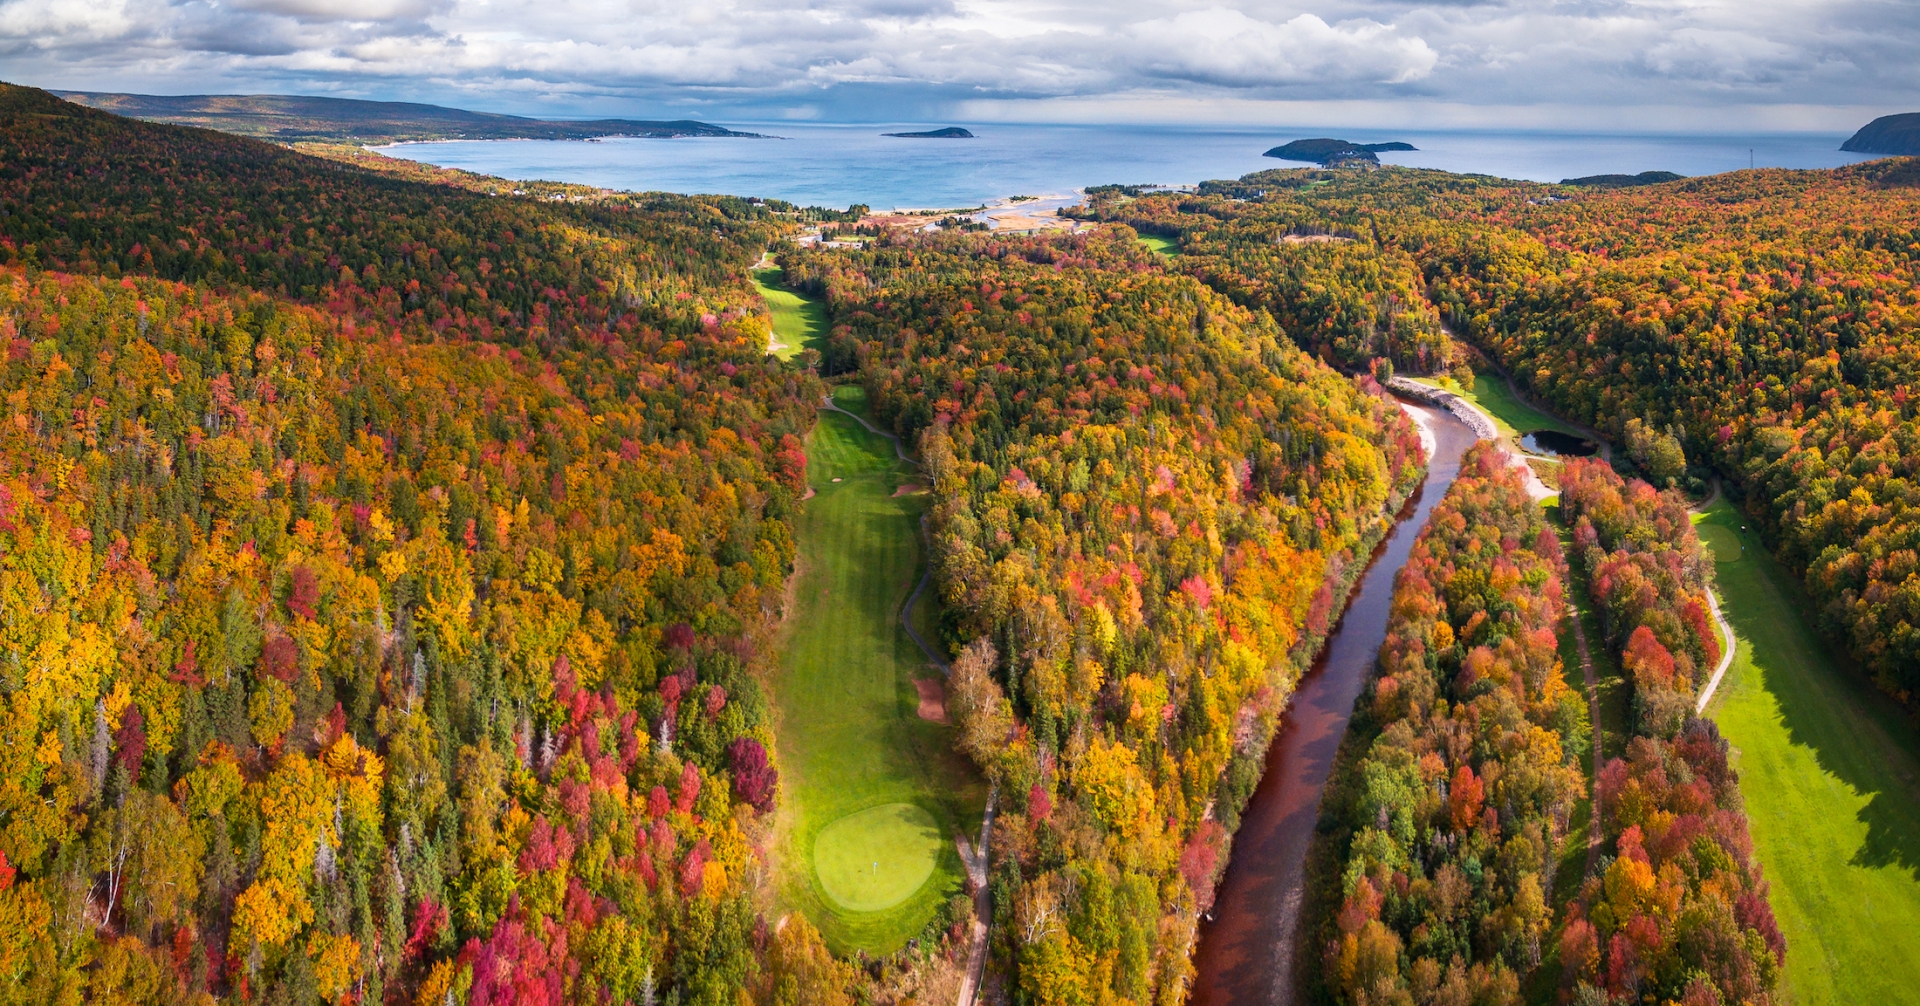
[752,266,828,360]
[1694,502,1920,1005]
[1136,233,1177,256]
[1414,369,1586,441]
[773,400,985,954]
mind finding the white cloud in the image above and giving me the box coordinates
[0,0,1910,123]
[225,0,450,22]
[1128,9,1437,88]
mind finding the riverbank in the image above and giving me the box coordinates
[1190,400,1479,1006]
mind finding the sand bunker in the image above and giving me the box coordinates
[913,678,948,723]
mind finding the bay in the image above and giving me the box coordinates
[376,122,1880,210]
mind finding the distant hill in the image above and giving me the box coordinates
[54,90,763,143]
[883,127,973,138]
[1561,170,1684,188]
[1263,138,1416,165]
[1842,113,1920,155]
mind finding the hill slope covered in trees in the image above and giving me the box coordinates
[0,80,854,1005]
[783,226,1426,1002]
[55,90,760,143]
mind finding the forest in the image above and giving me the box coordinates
[1556,461,1782,1004]
[1320,444,1583,1005]
[0,82,861,1006]
[1091,161,1920,709]
[782,225,1425,1004]
[0,69,1910,1005]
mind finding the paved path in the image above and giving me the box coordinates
[1688,480,1739,714]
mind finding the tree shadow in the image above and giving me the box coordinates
[1706,508,1920,882]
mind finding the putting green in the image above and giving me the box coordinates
[1697,522,1743,563]
[814,803,942,912]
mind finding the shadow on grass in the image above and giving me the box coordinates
[1699,503,1920,881]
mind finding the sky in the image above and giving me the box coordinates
[1,0,1913,130]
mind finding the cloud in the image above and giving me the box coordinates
[1127,9,1437,88]
[0,0,1910,124]
[225,0,450,22]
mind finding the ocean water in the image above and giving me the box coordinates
[375,122,1879,210]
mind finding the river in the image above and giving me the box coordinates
[1189,401,1478,1006]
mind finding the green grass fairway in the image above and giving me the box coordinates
[1694,503,1920,1005]
[1137,233,1177,256]
[773,404,986,953]
[752,266,828,360]
[815,803,942,912]
[1698,522,1743,564]
[1415,369,1584,441]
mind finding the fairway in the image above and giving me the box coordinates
[815,803,942,912]
[1698,521,1743,563]
[1137,233,1177,256]
[1695,503,1920,1005]
[1414,369,1586,442]
[773,390,986,953]
[753,266,828,360]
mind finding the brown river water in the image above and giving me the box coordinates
[1189,401,1477,1006]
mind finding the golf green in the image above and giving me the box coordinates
[772,387,986,953]
[814,803,942,912]
[1137,233,1177,256]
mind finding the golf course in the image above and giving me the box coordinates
[771,382,986,953]
[1692,503,1920,1004]
[1136,233,1177,256]
[753,265,829,360]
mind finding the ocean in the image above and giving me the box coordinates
[375,122,1879,211]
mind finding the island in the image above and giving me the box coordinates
[883,127,974,138]
[1560,170,1684,188]
[1842,112,1920,155]
[1263,138,1416,165]
[54,90,763,143]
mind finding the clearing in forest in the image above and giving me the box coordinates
[1694,502,1920,1005]
[1414,368,1588,442]
[773,388,986,953]
[1136,233,1177,256]
[753,265,828,360]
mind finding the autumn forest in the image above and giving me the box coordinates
[1,78,1917,1006]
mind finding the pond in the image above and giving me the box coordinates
[1521,429,1599,457]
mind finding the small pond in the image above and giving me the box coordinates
[1521,429,1599,457]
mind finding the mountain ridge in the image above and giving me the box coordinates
[54,89,764,143]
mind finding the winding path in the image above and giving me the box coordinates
[1687,478,1738,714]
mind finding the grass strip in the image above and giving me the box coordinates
[1693,501,1920,1005]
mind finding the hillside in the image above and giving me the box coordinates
[0,79,852,1005]
[56,89,763,142]
[1842,112,1920,155]
[1264,138,1416,165]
